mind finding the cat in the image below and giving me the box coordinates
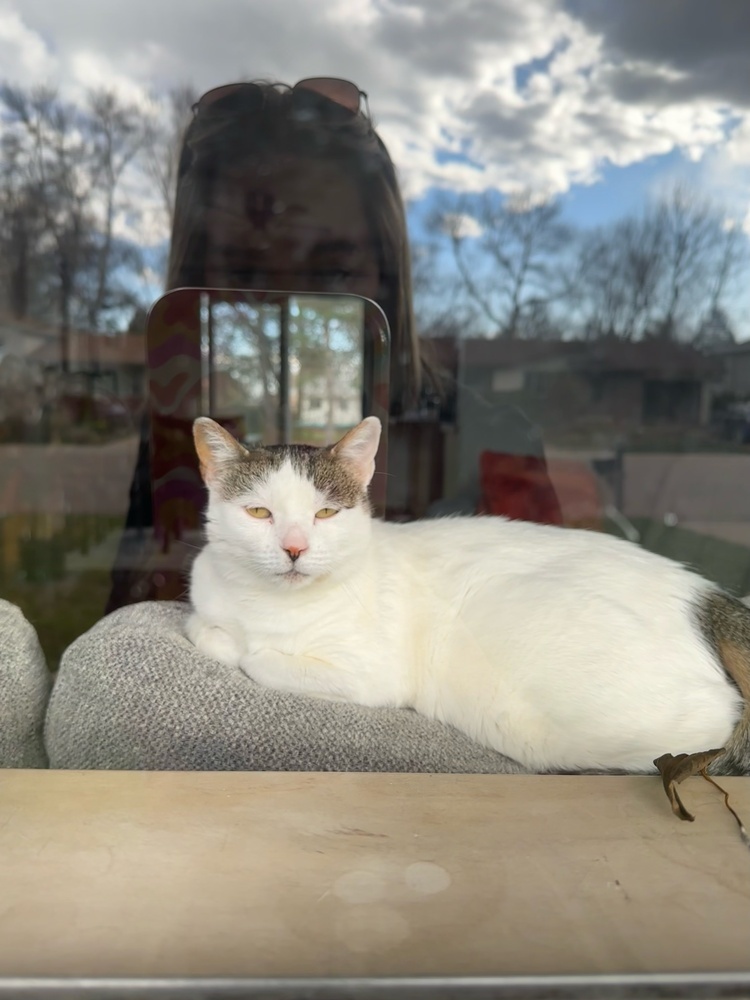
[186,415,750,776]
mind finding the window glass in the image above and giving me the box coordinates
[2,2,750,666]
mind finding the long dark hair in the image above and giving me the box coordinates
[167,80,420,410]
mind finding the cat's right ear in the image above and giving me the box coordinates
[193,417,247,484]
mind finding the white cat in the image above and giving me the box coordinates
[187,416,750,775]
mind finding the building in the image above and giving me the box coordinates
[709,341,750,400]
[401,334,723,520]
[455,336,720,431]
[28,328,147,404]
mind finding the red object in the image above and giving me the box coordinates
[546,458,603,532]
[478,451,564,526]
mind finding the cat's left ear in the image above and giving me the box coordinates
[193,417,248,484]
[330,417,381,487]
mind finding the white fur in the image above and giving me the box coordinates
[188,424,742,773]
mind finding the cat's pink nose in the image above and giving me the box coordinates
[282,527,308,562]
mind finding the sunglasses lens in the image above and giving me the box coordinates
[195,79,365,123]
[196,84,263,115]
[295,78,361,114]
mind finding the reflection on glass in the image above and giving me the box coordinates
[0,321,146,667]
[418,330,750,598]
[3,15,750,676]
[201,293,364,447]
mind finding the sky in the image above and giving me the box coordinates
[2,0,750,333]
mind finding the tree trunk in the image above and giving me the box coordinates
[9,211,29,319]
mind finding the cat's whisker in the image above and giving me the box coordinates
[181,541,206,552]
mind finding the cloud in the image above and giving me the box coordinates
[3,0,750,207]
[0,5,56,83]
[564,0,750,105]
[441,212,484,239]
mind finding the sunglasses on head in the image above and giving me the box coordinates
[193,77,371,123]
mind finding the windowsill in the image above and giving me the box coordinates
[0,770,748,987]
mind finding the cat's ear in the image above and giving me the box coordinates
[193,417,247,484]
[330,417,381,487]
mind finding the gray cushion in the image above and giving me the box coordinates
[45,601,526,773]
[0,599,51,768]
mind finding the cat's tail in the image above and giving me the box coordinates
[698,592,750,776]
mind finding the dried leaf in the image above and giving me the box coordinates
[655,749,750,850]
[653,749,726,822]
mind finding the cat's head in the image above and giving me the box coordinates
[193,416,381,589]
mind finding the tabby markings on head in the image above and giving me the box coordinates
[217,443,368,510]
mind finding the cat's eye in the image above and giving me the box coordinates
[315,508,339,519]
[246,507,272,519]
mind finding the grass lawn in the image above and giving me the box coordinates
[1,514,122,671]
[1,570,111,672]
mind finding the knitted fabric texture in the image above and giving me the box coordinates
[45,600,526,774]
[0,599,51,768]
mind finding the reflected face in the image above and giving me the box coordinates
[203,156,380,300]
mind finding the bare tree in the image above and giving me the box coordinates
[85,89,150,328]
[0,129,43,318]
[655,182,721,337]
[409,236,473,339]
[571,183,747,341]
[0,84,96,365]
[431,190,571,338]
[0,82,151,344]
[707,221,746,315]
[693,305,736,349]
[571,213,664,340]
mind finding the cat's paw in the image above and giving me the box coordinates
[238,649,277,688]
[239,648,358,703]
[186,613,242,667]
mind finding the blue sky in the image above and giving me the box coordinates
[559,152,691,230]
[407,149,698,241]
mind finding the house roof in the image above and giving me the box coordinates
[457,336,721,380]
[0,314,146,369]
[706,340,750,358]
[580,338,722,378]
